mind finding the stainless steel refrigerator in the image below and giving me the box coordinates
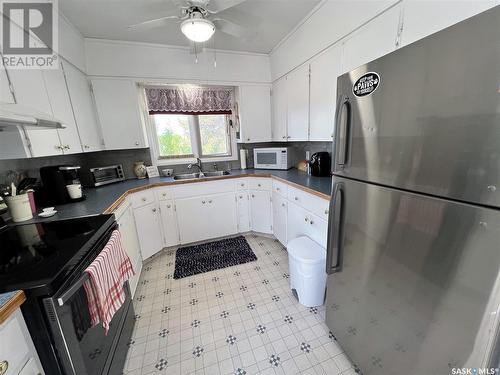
[325,7,500,375]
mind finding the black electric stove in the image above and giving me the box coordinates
[0,215,135,375]
[0,215,115,296]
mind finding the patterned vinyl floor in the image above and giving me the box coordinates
[123,234,357,375]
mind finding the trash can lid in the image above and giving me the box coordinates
[287,236,326,265]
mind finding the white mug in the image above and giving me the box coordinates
[66,184,82,199]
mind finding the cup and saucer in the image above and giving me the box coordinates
[38,207,57,218]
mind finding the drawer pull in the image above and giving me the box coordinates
[310,220,314,225]
[240,183,245,187]
[167,204,171,208]
[0,360,8,375]
[251,194,255,198]
[162,193,167,197]
[276,187,280,191]
[294,197,299,201]
[258,183,261,187]
[239,195,243,199]
[208,200,212,204]
[325,209,329,215]
[152,208,157,213]
[304,217,309,222]
[202,200,206,204]
[281,203,285,207]
[141,197,146,202]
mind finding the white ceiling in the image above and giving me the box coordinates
[59,0,322,54]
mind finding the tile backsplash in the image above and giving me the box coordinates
[0,141,332,183]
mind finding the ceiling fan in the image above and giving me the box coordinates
[128,0,253,43]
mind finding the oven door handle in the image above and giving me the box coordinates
[57,273,89,306]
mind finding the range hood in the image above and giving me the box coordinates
[0,103,65,131]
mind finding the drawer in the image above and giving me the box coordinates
[249,178,271,191]
[130,189,155,208]
[0,311,31,375]
[236,178,249,191]
[287,185,330,221]
[156,186,172,201]
[272,179,288,197]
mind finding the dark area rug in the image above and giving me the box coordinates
[173,236,257,279]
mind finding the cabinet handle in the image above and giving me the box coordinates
[84,144,90,149]
[56,145,63,150]
[281,203,285,207]
[287,136,291,139]
[162,193,167,197]
[240,183,245,187]
[294,197,299,201]
[276,187,280,191]
[310,220,314,225]
[325,209,329,215]
[202,200,206,204]
[0,360,8,375]
[282,136,286,139]
[135,141,139,146]
[247,138,250,141]
[152,208,157,212]
[258,183,261,187]
[251,194,255,198]
[64,145,70,150]
[208,200,212,204]
[167,204,171,208]
[142,197,146,202]
[304,217,309,222]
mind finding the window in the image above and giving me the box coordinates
[152,113,232,160]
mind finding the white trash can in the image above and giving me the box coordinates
[287,236,327,307]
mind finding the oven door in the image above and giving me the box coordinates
[42,279,132,375]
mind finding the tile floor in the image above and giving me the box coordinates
[124,234,358,375]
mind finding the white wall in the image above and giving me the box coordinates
[85,39,271,84]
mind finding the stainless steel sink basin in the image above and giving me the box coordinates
[203,171,230,177]
[172,171,230,180]
[173,173,200,180]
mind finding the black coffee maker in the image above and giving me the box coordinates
[309,152,331,177]
[39,165,85,205]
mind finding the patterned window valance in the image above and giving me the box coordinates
[145,86,233,115]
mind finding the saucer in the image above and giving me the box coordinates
[39,210,57,218]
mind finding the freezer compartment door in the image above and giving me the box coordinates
[325,176,500,375]
[333,7,500,208]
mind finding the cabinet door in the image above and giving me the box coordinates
[250,190,272,234]
[238,85,272,143]
[43,62,83,154]
[159,200,180,247]
[63,61,103,152]
[287,201,327,248]
[237,192,250,232]
[309,45,342,141]
[8,68,63,156]
[208,193,238,239]
[400,1,498,47]
[286,64,309,141]
[271,77,287,141]
[133,203,163,259]
[0,66,14,103]
[341,4,401,74]
[176,196,208,244]
[92,79,147,150]
[272,192,287,246]
[117,206,142,296]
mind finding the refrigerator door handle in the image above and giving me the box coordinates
[326,182,344,274]
[335,95,351,167]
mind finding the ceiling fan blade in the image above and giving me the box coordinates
[212,18,255,39]
[206,0,247,14]
[128,15,180,30]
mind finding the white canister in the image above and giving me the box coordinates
[5,193,33,222]
[240,149,248,170]
[66,184,82,199]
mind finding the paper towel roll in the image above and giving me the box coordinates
[240,149,247,169]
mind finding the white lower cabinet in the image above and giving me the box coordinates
[287,201,328,248]
[237,192,250,232]
[250,190,272,234]
[0,310,44,375]
[272,192,287,246]
[133,202,163,259]
[176,193,238,244]
[116,203,142,296]
[159,200,180,247]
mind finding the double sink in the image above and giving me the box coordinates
[173,170,231,181]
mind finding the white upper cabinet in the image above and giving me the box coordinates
[309,45,342,141]
[238,85,272,143]
[341,4,402,74]
[271,76,288,141]
[63,61,103,152]
[399,1,498,47]
[0,67,14,103]
[8,68,63,157]
[286,64,309,141]
[91,79,148,150]
[43,62,83,154]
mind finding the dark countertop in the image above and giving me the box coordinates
[18,169,332,224]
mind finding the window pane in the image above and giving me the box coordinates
[153,114,193,157]
[199,115,229,156]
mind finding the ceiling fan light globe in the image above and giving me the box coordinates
[181,18,215,43]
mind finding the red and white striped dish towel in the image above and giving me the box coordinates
[83,229,134,334]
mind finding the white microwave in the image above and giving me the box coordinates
[253,147,294,170]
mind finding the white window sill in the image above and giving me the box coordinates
[156,154,238,166]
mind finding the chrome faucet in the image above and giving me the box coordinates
[188,157,204,176]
